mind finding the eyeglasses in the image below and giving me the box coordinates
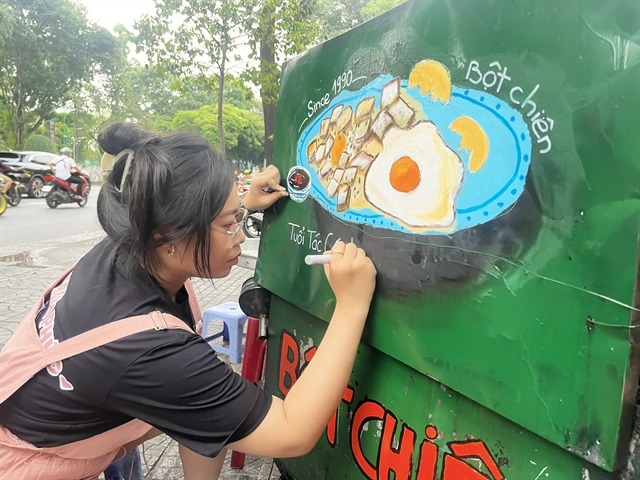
[212,208,248,241]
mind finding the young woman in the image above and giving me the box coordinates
[0,123,377,479]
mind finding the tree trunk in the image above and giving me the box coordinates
[16,100,24,148]
[27,117,44,136]
[260,1,277,166]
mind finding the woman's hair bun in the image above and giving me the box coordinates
[98,123,154,155]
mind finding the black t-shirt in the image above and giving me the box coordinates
[0,238,271,457]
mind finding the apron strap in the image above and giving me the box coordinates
[1,269,202,404]
[43,311,193,365]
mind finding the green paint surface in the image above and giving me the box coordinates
[257,0,640,474]
[265,297,630,479]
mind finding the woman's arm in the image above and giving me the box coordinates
[228,241,376,457]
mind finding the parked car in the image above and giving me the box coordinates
[0,150,59,198]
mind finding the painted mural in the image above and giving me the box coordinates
[262,1,640,478]
[293,60,532,234]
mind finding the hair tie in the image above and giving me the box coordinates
[114,149,135,193]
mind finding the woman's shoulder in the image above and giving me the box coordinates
[66,241,174,326]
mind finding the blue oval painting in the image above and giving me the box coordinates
[296,71,532,235]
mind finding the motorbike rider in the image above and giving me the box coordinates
[49,147,85,199]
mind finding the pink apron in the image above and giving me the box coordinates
[0,269,202,479]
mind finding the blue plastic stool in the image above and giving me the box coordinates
[201,302,248,363]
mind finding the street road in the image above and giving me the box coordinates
[0,188,102,247]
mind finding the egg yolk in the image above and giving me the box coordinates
[390,156,420,193]
[331,132,347,168]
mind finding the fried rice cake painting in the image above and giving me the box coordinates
[296,60,532,234]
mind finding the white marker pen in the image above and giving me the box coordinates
[304,254,332,265]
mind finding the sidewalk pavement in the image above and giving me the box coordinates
[0,231,281,480]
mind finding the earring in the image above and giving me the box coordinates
[168,245,176,256]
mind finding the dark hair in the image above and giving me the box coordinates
[97,122,235,278]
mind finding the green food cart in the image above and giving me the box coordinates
[254,1,640,478]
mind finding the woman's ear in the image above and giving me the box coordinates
[152,225,174,243]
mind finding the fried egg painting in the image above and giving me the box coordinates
[296,60,532,235]
[364,122,463,229]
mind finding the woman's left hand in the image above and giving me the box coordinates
[243,165,288,212]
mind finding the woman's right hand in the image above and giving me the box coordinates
[243,165,288,212]
[323,241,376,309]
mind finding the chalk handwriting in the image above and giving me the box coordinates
[289,222,353,254]
[466,60,554,154]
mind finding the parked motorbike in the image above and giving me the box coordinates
[4,181,22,206]
[1,165,22,206]
[0,174,16,214]
[44,172,90,208]
[238,184,262,238]
[243,212,263,238]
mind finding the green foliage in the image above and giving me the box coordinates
[363,0,406,18]
[225,76,261,113]
[243,0,319,97]
[315,0,406,42]
[129,0,401,164]
[136,0,254,152]
[136,0,249,77]
[0,0,119,146]
[0,0,403,163]
[0,104,14,147]
[104,54,259,129]
[23,134,53,152]
[240,0,402,162]
[172,103,264,165]
[241,0,321,163]
[108,63,214,123]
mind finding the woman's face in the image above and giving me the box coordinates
[206,189,247,278]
